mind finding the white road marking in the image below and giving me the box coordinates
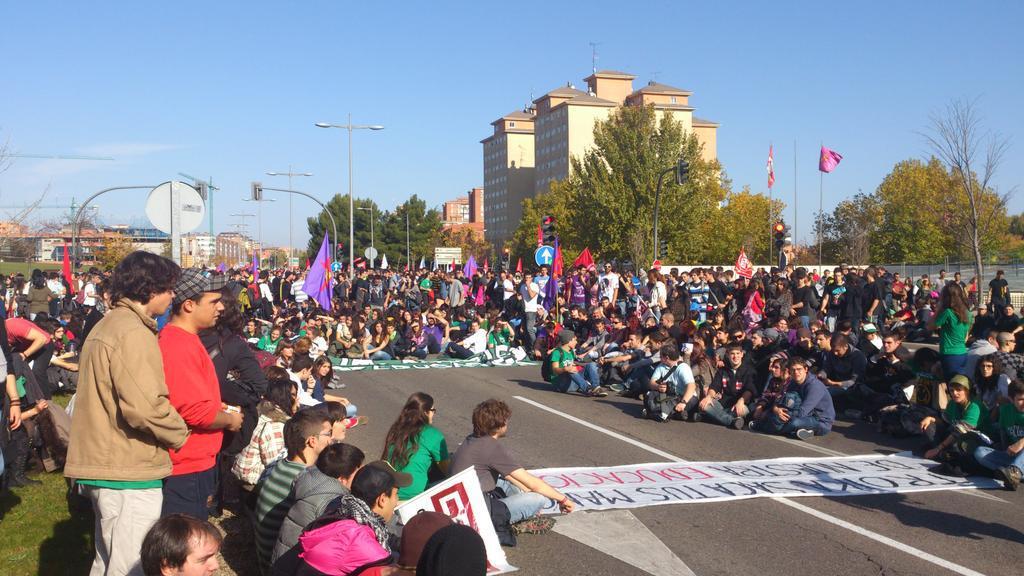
[514,394,994,576]
[773,498,987,576]
[553,510,697,576]
[513,395,684,462]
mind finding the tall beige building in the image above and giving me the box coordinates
[481,110,536,242]
[483,70,718,246]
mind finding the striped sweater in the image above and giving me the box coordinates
[255,459,308,573]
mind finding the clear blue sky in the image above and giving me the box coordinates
[2,1,1022,252]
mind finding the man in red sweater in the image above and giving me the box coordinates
[160,269,242,519]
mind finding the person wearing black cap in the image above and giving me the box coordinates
[159,268,242,519]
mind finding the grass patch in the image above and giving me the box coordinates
[0,472,93,576]
[0,394,252,575]
[0,263,61,277]
[1,393,91,575]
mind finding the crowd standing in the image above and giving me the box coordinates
[2,254,1023,575]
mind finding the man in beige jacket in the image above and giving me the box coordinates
[65,251,190,576]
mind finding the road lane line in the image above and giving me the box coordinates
[513,395,685,462]
[514,394,993,576]
[773,498,987,576]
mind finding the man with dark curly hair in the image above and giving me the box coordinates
[65,251,190,576]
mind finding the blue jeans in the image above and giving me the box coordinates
[370,350,393,361]
[556,363,600,394]
[973,446,1024,472]
[701,399,748,426]
[496,478,550,523]
[941,354,968,381]
[162,466,216,519]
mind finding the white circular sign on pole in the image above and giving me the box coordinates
[145,181,206,234]
[364,246,379,261]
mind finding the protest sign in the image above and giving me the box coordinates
[530,454,998,514]
[396,468,517,574]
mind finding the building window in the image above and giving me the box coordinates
[509,121,515,128]
[671,96,677,104]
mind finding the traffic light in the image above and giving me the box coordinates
[773,221,786,249]
[659,239,669,259]
[251,181,263,201]
[675,159,690,185]
[541,215,556,244]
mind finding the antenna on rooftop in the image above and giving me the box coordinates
[589,41,601,73]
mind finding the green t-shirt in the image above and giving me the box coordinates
[390,425,449,500]
[548,347,576,383]
[944,398,984,428]
[935,308,970,355]
[488,327,513,348]
[997,403,1024,445]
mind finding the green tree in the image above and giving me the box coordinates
[376,195,442,268]
[305,195,379,265]
[871,158,953,263]
[508,105,730,268]
[697,186,785,265]
[98,235,134,270]
[815,193,881,265]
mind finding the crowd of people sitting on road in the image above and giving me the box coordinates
[1,253,1023,575]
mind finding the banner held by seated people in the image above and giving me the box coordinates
[331,347,536,372]
[396,467,517,575]
[529,454,1000,514]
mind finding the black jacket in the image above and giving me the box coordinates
[200,327,269,454]
[711,361,757,406]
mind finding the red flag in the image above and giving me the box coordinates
[536,224,543,247]
[573,247,594,269]
[515,257,522,273]
[552,239,563,278]
[767,145,775,189]
[819,146,843,173]
[62,242,75,294]
[483,258,489,273]
[734,248,754,279]
[305,258,311,270]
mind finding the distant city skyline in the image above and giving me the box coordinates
[2,2,1021,252]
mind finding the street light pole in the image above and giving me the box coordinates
[261,187,339,272]
[315,117,384,270]
[266,168,313,266]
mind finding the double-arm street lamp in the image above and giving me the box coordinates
[266,168,312,264]
[315,115,384,269]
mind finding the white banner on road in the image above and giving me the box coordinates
[396,468,517,574]
[530,454,999,514]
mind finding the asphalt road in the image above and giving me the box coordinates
[335,366,1024,576]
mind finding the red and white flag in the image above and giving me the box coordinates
[734,248,754,279]
[767,145,775,189]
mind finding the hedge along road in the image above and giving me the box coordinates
[337,365,1024,576]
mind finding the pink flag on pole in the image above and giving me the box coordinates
[767,145,775,188]
[819,146,843,173]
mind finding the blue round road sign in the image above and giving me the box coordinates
[535,245,555,266]
[331,261,343,273]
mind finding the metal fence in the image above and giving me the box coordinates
[879,261,1024,290]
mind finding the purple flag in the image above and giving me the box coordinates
[463,255,478,278]
[303,233,334,311]
[819,146,843,173]
[216,263,227,273]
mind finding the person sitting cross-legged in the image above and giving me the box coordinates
[750,356,835,440]
[547,329,607,397]
[641,344,698,422]
[696,342,756,429]
[973,379,1024,491]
